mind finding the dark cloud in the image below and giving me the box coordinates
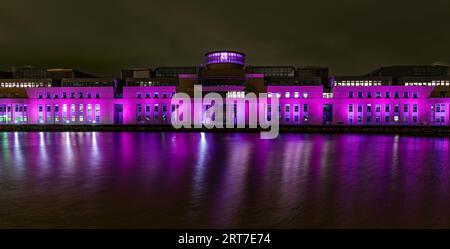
[1,0,450,76]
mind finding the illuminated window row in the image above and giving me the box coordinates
[335,81,384,86]
[136,103,170,123]
[62,81,113,87]
[347,104,421,124]
[0,104,28,124]
[127,81,164,86]
[38,92,101,99]
[348,91,419,98]
[0,82,50,87]
[37,104,100,124]
[136,103,169,113]
[267,92,309,99]
[404,81,450,86]
[348,104,419,113]
[266,104,310,123]
[226,91,246,98]
[136,92,174,99]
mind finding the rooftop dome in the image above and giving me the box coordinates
[204,51,245,69]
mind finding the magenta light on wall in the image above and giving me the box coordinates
[205,51,245,65]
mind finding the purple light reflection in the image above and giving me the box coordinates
[1,133,450,228]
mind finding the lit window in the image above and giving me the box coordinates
[294,92,299,98]
[285,92,290,98]
[303,92,308,99]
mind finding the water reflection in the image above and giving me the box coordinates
[1,132,450,228]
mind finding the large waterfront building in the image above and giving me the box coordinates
[1,51,450,126]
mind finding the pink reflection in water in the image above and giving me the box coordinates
[0,132,450,228]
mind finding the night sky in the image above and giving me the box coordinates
[2,0,450,76]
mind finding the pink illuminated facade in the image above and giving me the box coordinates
[1,52,450,126]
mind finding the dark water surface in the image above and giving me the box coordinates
[1,132,450,228]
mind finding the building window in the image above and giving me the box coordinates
[404,104,408,112]
[70,92,75,99]
[285,92,290,98]
[385,92,390,98]
[285,104,290,112]
[385,105,390,112]
[63,92,67,99]
[348,104,353,112]
[146,93,150,98]
[358,105,362,113]
[413,92,418,98]
[302,92,308,99]
[357,91,363,98]
[95,104,100,122]
[394,105,399,113]
[54,94,59,99]
[394,92,399,98]
[303,104,308,112]
[46,93,51,99]
[348,91,354,98]
[71,104,76,122]
[403,92,409,98]
[294,105,299,112]
[137,92,142,99]
[154,92,159,99]
[294,92,299,98]
[79,104,84,121]
[137,104,142,112]
[367,92,372,98]
[413,104,418,112]
[95,93,100,99]
[154,104,159,112]
[376,105,381,112]
[376,92,381,98]
[87,104,92,122]
[62,104,68,123]
[367,104,372,113]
